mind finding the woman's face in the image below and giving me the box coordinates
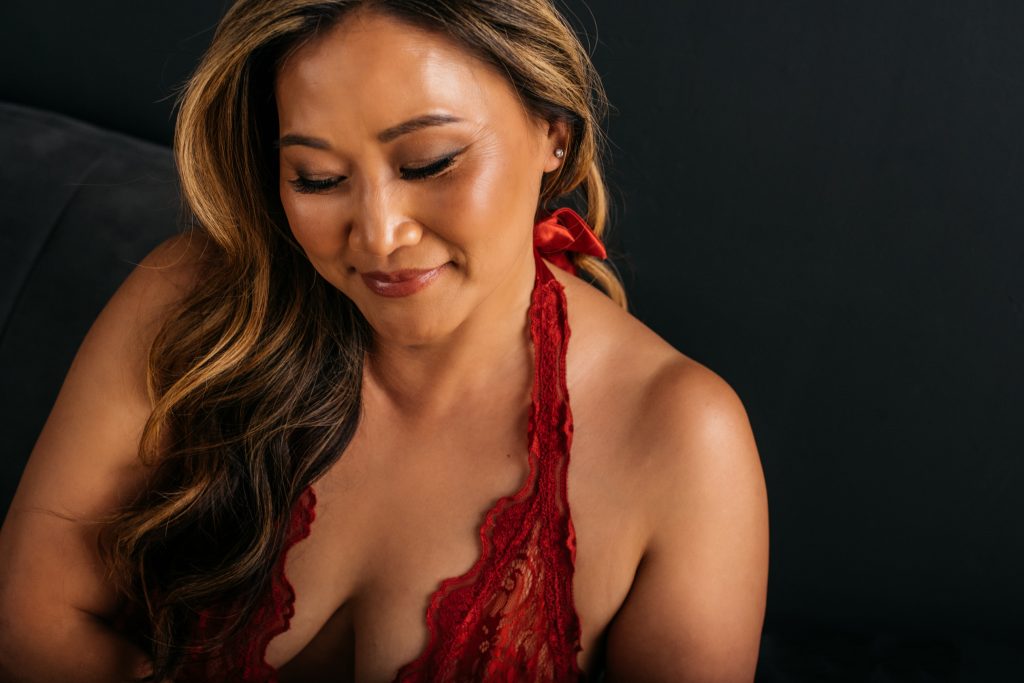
[275,10,566,345]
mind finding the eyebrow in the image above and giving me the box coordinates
[276,113,464,150]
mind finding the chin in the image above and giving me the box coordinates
[362,303,461,347]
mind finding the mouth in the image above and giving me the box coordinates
[360,262,451,298]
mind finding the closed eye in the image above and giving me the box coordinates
[401,153,458,180]
[289,176,344,194]
[288,152,461,194]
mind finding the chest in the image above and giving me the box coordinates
[264,392,647,682]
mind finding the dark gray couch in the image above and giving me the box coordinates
[0,101,179,509]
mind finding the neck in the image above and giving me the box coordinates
[363,247,539,424]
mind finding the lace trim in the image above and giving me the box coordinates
[256,484,318,682]
[250,251,584,682]
[391,250,585,682]
[181,485,317,683]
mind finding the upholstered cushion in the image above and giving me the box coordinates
[0,101,179,510]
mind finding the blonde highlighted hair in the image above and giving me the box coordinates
[99,1,625,679]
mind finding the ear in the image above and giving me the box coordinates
[541,118,571,174]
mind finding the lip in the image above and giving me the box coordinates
[361,262,450,298]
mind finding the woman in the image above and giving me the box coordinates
[0,1,768,681]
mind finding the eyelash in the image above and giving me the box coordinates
[289,154,458,194]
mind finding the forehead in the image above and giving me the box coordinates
[275,11,530,138]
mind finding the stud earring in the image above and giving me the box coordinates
[554,148,565,159]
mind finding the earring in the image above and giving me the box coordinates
[554,147,565,159]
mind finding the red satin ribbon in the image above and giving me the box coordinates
[532,207,608,276]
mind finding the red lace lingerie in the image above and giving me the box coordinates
[178,209,606,682]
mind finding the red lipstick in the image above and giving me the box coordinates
[361,262,450,298]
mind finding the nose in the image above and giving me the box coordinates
[347,176,422,258]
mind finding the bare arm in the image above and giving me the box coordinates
[0,235,205,682]
[604,362,769,683]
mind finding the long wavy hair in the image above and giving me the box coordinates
[99,0,626,679]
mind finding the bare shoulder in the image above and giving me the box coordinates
[554,263,763,519]
[607,356,768,682]
[548,261,684,389]
[561,264,761,499]
[551,261,731,452]
[0,231,213,624]
[554,264,768,682]
[635,354,761,499]
[11,229,213,497]
[131,230,213,290]
[116,232,214,355]
[63,231,214,413]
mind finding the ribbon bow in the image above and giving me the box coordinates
[532,207,608,276]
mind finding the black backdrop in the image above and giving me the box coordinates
[2,1,1022,680]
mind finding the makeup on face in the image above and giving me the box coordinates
[360,261,453,298]
[274,12,555,343]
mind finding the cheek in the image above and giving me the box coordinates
[280,189,346,259]
[424,143,540,252]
